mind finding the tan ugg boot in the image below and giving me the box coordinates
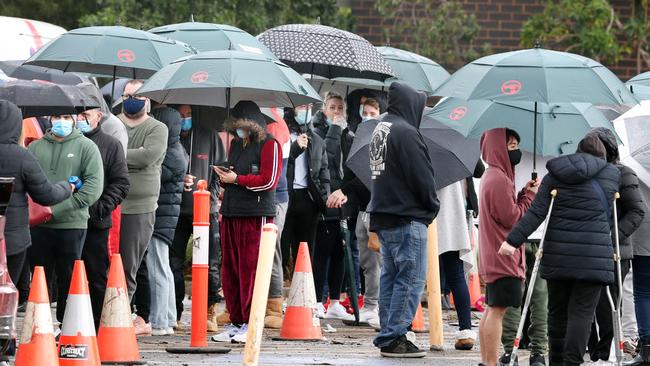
[217,307,231,325]
[207,303,219,332]
[264,298,284,329]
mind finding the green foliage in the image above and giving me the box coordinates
[521,0,623,64]
[374,0,491,70]
[625,0,650,73]
[1,0,355,35]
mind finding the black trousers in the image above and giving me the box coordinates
[7,250,26,289]
[281,189,320,277]
[29,227,86,323]
[313,220,344,302]
[81,228,110,330]
[547,279,603,366]
[588,260,631,361]
[170,213,222,320]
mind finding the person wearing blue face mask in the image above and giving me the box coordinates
[27,112,104,328]
[76,106,130,330]
[118,80,169,336]
[280,104,330,301]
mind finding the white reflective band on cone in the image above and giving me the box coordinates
[20,302,54,344]
[61,294,96,336]
[99,287,132,328]
[192,225,210,265]
[286,272,317,308]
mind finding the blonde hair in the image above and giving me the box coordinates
[323,91,346,110]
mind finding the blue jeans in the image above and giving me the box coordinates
[373,221,428,348]
[147,236,177,329]
[440,250,472,330]
[634,255,650,339]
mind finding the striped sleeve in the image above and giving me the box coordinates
[236,139,282,192]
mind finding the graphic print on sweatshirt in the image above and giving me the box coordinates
[370,122,392,179]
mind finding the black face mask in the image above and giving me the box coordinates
[508,149,522,166]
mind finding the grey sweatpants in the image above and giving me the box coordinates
[120,212,156,301]
[356,211,382,308]
[270,201,288,298]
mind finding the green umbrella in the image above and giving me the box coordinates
[627,71,650,87]
[434,45,635,174]
[626,72,650,100]
[425,97,621,156]
[137,50,321,108]
[149,22,276,58]
[309,46,449,95]
[24,26,195,80]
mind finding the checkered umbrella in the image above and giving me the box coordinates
[257,24,394,81]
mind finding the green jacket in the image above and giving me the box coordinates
[28,129,104,229]
[120,115,168,214]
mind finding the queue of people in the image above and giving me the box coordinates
[1,78,650,366]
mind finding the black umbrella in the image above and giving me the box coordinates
[258,24,393,81]
[346,113,480,190]
[0,79,99,117]
[0,60,89,85]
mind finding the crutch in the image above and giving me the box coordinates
[605,192,624,366]
[509,189,558,366]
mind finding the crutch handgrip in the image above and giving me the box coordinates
[550,189,558,197]
[615,192,620,199]
[536,250,543,260]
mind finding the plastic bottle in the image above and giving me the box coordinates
[68,175,83,190]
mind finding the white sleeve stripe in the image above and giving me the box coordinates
[248,141,279,192]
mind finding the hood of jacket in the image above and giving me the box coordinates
[547,153,609,185]
[386,82,426,128]
[589,127,619,163]
[77,82,112,125]
[346,88,387,132]
[0,100,23,144]
[231,101,266,128]
[480,128,514,181]
[152,107,181,146]
[311,110,328,131]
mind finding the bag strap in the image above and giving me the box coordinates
[591,179,613,227]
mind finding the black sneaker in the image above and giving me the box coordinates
[498,353,519,366]
[380,335,426,358]
[529,353,546,366]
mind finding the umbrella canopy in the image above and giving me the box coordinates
[434,46,637,105]
[23,26,195,79]
[258,24,393,81]
[309,46,450,96]
[0,79,99,117]
[346,114,480,190]
[625,74,650,100]
[0,60,89,85]
[627,71,650,87]
[0,16,66,61]
[149,22,276,58]
[426,98,620,156]
[136,50,321,108]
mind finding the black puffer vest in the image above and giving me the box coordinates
[221,136,276,217]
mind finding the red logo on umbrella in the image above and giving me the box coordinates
[117,49,136,63]
[191,71,209,84]
[449,106,468,121]
[501,80,522,95]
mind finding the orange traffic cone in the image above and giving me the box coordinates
[97,254,143,364]
[411,303,427,333]
[15,266,58,366]
[469,272,483,310]
[279,242,323,341]
[58,260,100,366]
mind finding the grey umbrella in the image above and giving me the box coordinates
[0,60,89,85]
[0,79,99,117]
[258,24,393,81]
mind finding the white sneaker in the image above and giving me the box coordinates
[325,302,355,321]
[359,307,379,324]
[316,302,326,319]
[405,331,417,344]
[152,328,168,336]
[165,327,175,335]
[211,323,239,342]
[231,323,248,344]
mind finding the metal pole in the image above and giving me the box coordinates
[608,192,624,366]
[532,101,538,180]
[510,189,558,366]
[110,66,117,104]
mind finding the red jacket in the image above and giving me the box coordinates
[478,128,535,283]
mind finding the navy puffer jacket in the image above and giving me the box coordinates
[152,107,188,244]
[507,153,620,285]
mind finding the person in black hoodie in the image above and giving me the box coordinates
[0,100,72,284]
[586,127,645,362]
[281,105,329,278]
[77,103,130,330]
[145,106,188,335]
[368,82,439,358]
[500,135,620,366]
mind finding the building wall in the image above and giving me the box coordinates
[351,0,640,80]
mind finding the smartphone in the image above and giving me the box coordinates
[212,165,231,172]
